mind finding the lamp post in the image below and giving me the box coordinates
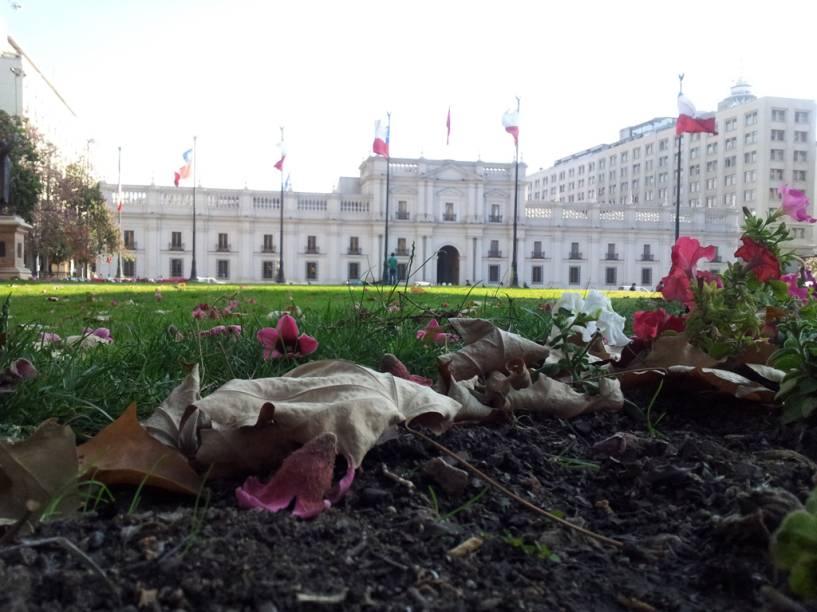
[115,146,122,279]
[189,136,198,281]
[276,126,286,283]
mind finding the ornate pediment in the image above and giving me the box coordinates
[435,187,465,199]
[429,162,480,182]
[484,189,508,200]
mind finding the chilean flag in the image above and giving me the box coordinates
[676,94,718,135]
[274,141,286,171]
[174,149,193,187]
[372,119,389,157]
[502,109,519,145]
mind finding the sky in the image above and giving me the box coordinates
[2,0,816,193]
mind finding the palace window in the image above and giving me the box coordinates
[217,259,229,279]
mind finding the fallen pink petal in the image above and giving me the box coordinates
[417,319,459,344]
[84,327,113,342]
[236,432,355,519]
[257,314,319,360]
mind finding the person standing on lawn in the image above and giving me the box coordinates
[388,252,398,284]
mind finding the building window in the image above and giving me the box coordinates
[771,149,785,161]
[724,156,737,168]
[605,267,617,286]
[307,235,318,254]
[217,233,229,251]
[706,143,718,155]
[171,231,183,250]
[705,177,716,190]
[263,234,274,252]
[772,109,786,122]
[397,200,408,219]
[794,131,808,143]
[745,111,757,125]
[397,263,407,281]
[725,118,737,131]
[306,261,318,280]
[744,131,757,145]
[123,260,135,277]
[262,261,274,279]
[488,265,500,283]
[705,196,716,208]
[744,189,755,202]
[123,230,135,249]
[170,258,183,277]
[641,267,652,287]
[771,129,785,141]
[568,266,581,285]
[706,160,717,172]
[724,174,736,186]
[348,262,359,280]
[794,170,807,182]
[216,260,229,279]
[569,242,581,259]
[794,150,808,162]
[689,148,699,159]
[795,111,810,123]
[642,244,652,260]
[531,266,542,284]
[349,236,360,255]
[725,137,737,151]
[744,170,756,183]
[645,143,654,155]
[744,151,757,164]
[770,168,784,180]
[659,139,668,151]
[723,193,737,206]
[769,188,781,200]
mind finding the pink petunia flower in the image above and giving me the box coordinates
[416,319,459,344]
[659,236,718,307]
[236,432,355,519]
[199,324,242,338]
[781,273,810,302]
[84,327,113,342]
[734,236,780,282]
[780,185,817,224]
[632,308,686,343]
[256,313,318,360]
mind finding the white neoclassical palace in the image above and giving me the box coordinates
[97,155,745,288]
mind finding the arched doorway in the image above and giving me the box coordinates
[436,245,460,285]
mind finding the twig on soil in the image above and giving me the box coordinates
[404,423,624,550]
[369,550,410,571]
[0,536,120,603]
[381,463,415,491]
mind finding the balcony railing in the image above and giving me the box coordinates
[305,246,320,254]
[531,251,545,259]
[604,252,620,260]
[568,251,583,260]
[442,213,457,222]
[168,243,185,251]
[124,242,137,251]
[487,250,502,258]
[396,211,410,220]
[216,244,231,252]
[640,253,655,261]
[261,246,277,253]
[488,215,503,223]
[347,247,362,255]
[395,248,410,256]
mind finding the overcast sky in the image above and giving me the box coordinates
[3,0,816,193]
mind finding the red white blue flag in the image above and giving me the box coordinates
[174,148,193,187]
[372,118,389,157]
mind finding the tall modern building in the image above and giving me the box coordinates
[526,81,816,266]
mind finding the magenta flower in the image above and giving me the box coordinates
[192,303,209,320]
[257,313,318,360]
[781,273,810,302]
[780,185,816,223]
[199,324,242,337]
[222,299,240,315]
[84,327,113,342]
[416,319,459,344]
[236,432,355,519]
[38,332,61,344]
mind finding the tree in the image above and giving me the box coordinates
[0,111,42,221]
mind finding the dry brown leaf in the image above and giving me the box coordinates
[148,360,463,473]
[617,365,776,403]
[439,318,549,380]
[640,334,718,369]
[78,403,203,495]
[502,374,624,419]
[745,363,785,384]
[0,420,79,524]
[144,364,202,450]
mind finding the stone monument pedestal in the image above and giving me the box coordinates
[0,215,32,280]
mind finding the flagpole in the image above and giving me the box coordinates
[189,136,198,281]
[115,146,122,279]
[674,74,684,242]
[381,112,391,284]
[276,126,286,284]
[510,97,520,288]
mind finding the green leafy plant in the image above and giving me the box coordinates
[770,487,817,601]
[503,533,561,562]
[771,309,817,422]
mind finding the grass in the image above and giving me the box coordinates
[0,281,662,439]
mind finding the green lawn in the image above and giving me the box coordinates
[0,282,663,439]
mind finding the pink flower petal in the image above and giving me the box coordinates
[9,358,37,380]
[226,325,242,336]
[276,313,300,344]
[236,432,351,519]
[297,333,319,356]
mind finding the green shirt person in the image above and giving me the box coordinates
[388,253,398,284]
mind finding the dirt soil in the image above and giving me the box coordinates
[2,394,817,612]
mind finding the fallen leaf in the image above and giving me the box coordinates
[65,334,112,349]
[639,333,718,369]
[439,318,549,380]
[618,365,776,403]
[144,365,202,450]
[501,374,624,418]
[422,457,469,496]
[0,420,79,524]
[148,360,462,473]
[745,363,785,384]
[78,403,203,495]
